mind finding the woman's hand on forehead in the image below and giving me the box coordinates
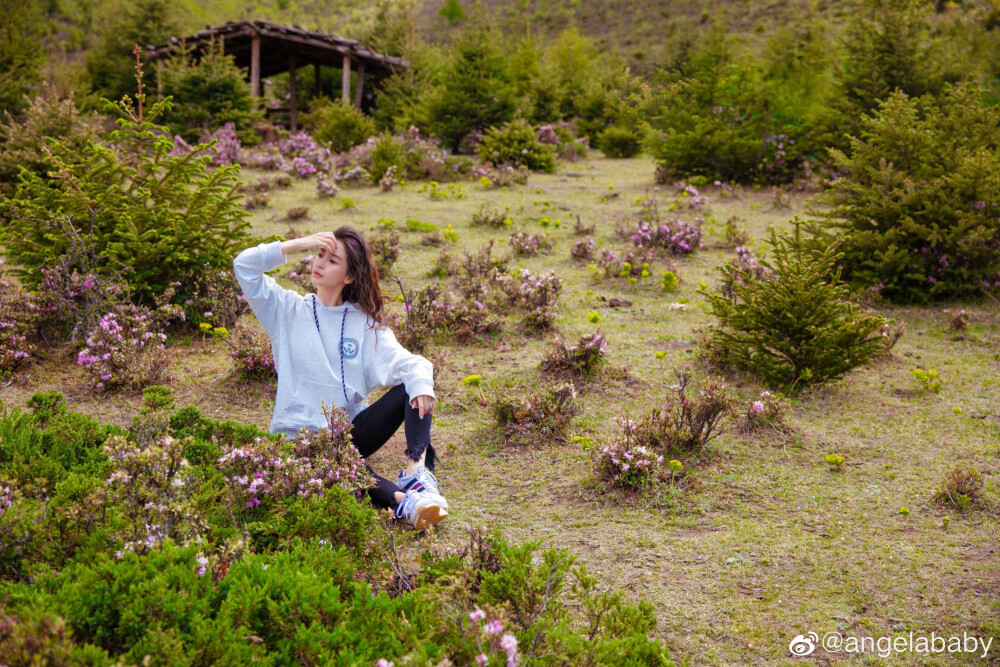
[307,232,339,256]
[279,231,339,258]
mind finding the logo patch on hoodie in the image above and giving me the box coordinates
[341,338,360,359]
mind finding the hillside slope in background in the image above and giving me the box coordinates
[38,0,980,73]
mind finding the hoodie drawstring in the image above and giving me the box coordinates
[311,294,351,406]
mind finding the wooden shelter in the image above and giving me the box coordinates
[146,20,408,131]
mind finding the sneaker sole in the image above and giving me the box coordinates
[414,505,448,531]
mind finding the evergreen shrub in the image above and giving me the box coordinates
[2,68,253,318]
[645,26,815,184]
[478,119,557,173]
[597,125,642,158]
[700,221,892,392]
[160,39,264,144]
[304,98,376,153]
[816,83,1000,302]
[424,21,516,151]
[0,400,676,665]
[0,91,101,199]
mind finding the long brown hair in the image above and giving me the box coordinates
[333,225,387,331]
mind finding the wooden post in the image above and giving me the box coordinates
[342,53,351,104]
[156,60,163,100]
[250,34,261,105]
[289,53,297,131]
[353,62,365,110]
[314,63,322,99]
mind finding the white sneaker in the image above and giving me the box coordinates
[396,465,444,498]
[395,485,448,530]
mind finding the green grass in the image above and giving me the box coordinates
[6,155,1000,665]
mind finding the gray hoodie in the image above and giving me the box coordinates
[233,240,435,438]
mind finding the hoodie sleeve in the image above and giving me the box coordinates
[232,241,296,339]
[366,324,435,400]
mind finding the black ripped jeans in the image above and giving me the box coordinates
[351,383,436,510]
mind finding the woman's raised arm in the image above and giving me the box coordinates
[232,241,297,338]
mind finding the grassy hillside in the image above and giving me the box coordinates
[40,0,972,67]
[416,0,853,63]
[5,154,998,665]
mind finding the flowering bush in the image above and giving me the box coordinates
[497,268,563,331]
[209,123,242,165]
[370,224,402,277]
[508,230,555,256]
[242,174,293,193]
[185,268,249,330]
[225,325,276,382]
[672,183,709,211]
[598,439,663,490]
[626,197,704,256]
[541,331,607,379]
[933,466,985,512]
[470,203,513,228]
[379,165,398,191]
[734,391,790,434]
[455,609,522,667]
[489,381,579,444]
[75,304,169,390]
[217,405,373,516]
[0,268,40,373]
[0,400,675,664]
[395,285,503,352]
[593,246,656,282]
[571,238,597,261]
[100,433,204,556]
[316,175,339,198]
[628,219,702,255]
[170,124,243,167]
[334,165,373,187]
[276,132,333,177]
[627,369,737,455]
[242,147,290,172]
[34,265,131,345]
[283,254,317,293]
[450,254,562,332]
[458,241,510,287]
[474,162,530,187]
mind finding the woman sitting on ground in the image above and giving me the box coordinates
[232,227,448,530]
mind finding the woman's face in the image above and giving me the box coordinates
[310,237,353,292]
